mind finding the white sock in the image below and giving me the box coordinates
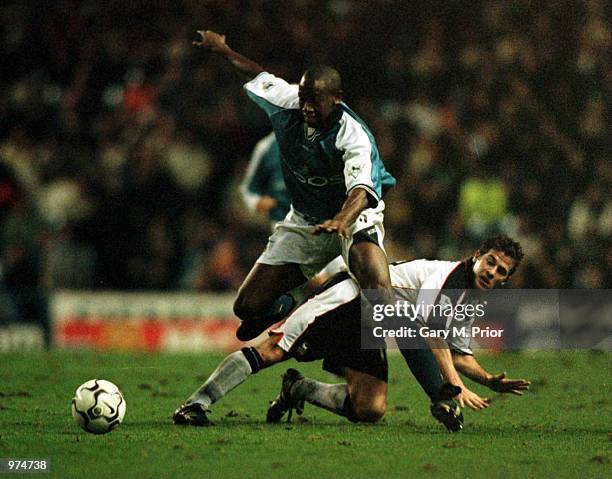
[292,378,349,417]
[185,351,252,409]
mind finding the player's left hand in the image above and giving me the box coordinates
[313,219,349,239]
[487,372,531,395]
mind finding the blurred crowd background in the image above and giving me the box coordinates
[0,0,610,327]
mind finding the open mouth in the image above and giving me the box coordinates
[478,276,491,289]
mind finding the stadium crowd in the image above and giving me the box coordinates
[0,0,609,327]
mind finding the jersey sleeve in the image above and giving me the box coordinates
[240,133,276,211]
[335,114,379,207]
[244,72,299,116]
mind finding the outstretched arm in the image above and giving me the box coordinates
[452,351,531,395]
[193,30,265,80]
[427,339,490,410]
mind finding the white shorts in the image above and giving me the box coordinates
[275,275,360,352]
[256,203,386,279]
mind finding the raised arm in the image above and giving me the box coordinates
[452,351,531,395]
[193,30,264,80]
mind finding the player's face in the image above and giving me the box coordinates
[472,249,516,290]
[298,78,341,128]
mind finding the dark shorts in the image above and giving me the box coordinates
[287,297,388,383]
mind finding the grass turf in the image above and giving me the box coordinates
[0,350,610,478]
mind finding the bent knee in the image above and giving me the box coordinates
[233,295,264,320]
[350,402,385,423]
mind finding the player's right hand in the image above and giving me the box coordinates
[455,388,489,410]
[313,219,349,239]
[193,30,229,53]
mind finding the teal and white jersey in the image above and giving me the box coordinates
[240,132,290,222]
[244,72,396,222]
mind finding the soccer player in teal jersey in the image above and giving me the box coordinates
[240,132,348,294]
[194,30,397,341]
[240,132,291,226]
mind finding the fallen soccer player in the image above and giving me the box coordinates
[173,235,530,431]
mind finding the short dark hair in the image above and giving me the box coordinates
[302,65,343,93]
[478,235,524,275]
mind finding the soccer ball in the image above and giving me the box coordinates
[71,379,126,434]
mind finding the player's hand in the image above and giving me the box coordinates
[313,219,349,239]
[455,387,489,410]
[193,30,230,54]
[256,196,277,214]
[487,372,531,395]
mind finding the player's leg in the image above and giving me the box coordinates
[267,367,386,423]
[173,334,286,426]
[347,365,461,430]
[344,212,461,429]
[348,240,391,290]
[343,209,391,291]
[176,273,346,426]
[343,367,387,422]
[281,256,349,315]
[396,336,464,431]
[351,242,446,404]
[303,256,347,293]
[267,301,389,424]
[234,263,307,319]
[233,262,307,341]
[234,208,334,341]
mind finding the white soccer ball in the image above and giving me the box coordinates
[71,379,126,434]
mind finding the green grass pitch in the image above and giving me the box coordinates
[1,351,610,478]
